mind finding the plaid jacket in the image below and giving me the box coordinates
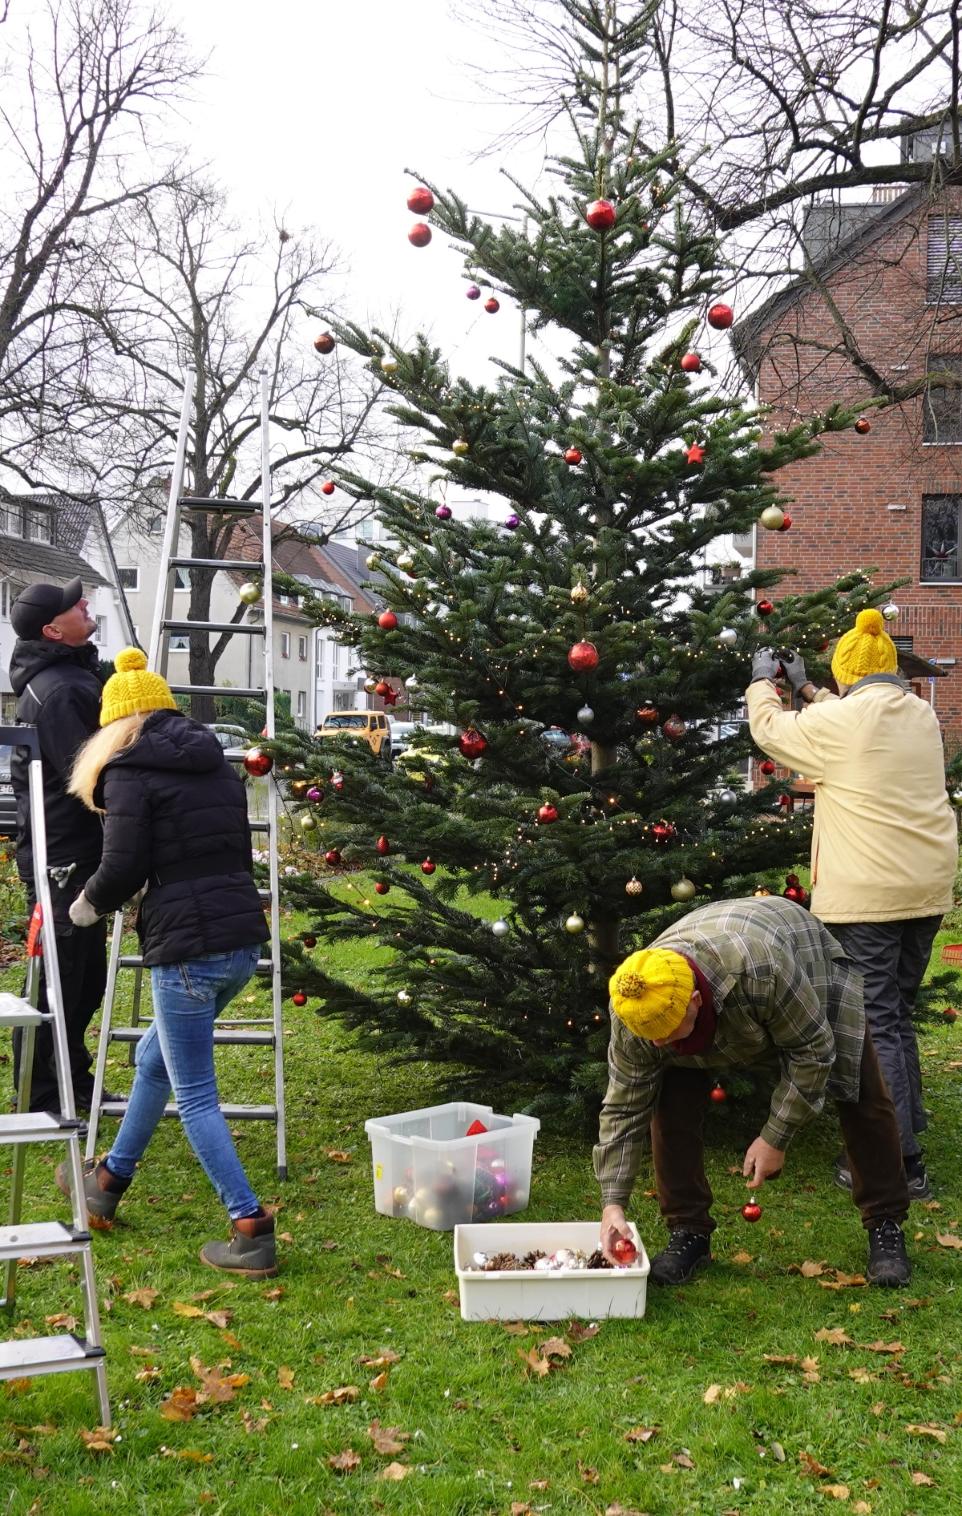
[594,895,865,1207]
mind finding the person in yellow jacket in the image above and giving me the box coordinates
[746,608,958,1200]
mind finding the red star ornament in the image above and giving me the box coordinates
[686,442,705,465]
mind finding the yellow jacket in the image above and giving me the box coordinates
[745,676,958,924]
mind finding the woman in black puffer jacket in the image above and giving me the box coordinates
[62,649,275,1277]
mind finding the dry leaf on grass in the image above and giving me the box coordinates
[795,1260,826,1277]
[580,1464,600,1483]
[122,1288,159,1310]
[172,1302,205,1319]
[848,1368,878,1385]
[703,1382,750,1403]
[262,1286,284,1302]
[517,1347,553,1379]
[566,1321,601,1341]
[731,1250,754,1265]
[204,1310,233,1330]
[325,1149,352,1163]
[135,1366,161,1382]
[241,1411,268,1435]
[306,1386,359,1406]
[818,1484,850,1500]
[501,1321,530,1336]
[44,1313,78,1330]
[358,1350,401,1367]
[327,1449,361,1473]
[510,1504,532,1516]
[160,1387,202,1422]
[540,1337,571,1359]
[369,1370,390,1391]
[129,1346,156,1357]
[910,1471,936,1486]
[763,1354,800,1366]
[818,1272,867,1291]
[79,1427,116,1454]
[852,1502,872,1514]
[604,1506,649,1516]
[905,1423,947,1443]
[277,1367,295,1391]
[858,1340,903,1355]
[624,1425,658,1443]
[815,1327,854,1347]
[673,1451,695,1469]
[368,1420,410,1455]
[935,1233,962,1250]
[529,1478,550,1490]
[219,1331,244,1351]
[159,1447,214,1463]
[379,1461,410,1480]
[799,1450,831,1477]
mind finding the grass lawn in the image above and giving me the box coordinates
[2,900,962,1516]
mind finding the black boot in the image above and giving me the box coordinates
[649,1229,711,1285]
[866,1219,911,1287]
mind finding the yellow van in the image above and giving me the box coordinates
[315,711,392,762]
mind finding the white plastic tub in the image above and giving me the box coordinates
[364,1101,540,1231]
[453,1221,649,1320]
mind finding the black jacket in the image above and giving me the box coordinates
[83,709,269,967]
[9,639,105,879]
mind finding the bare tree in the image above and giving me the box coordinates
[0,0,201,487]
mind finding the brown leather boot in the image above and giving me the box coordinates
[56,1158,131,1229]
[200,1210,278,1278]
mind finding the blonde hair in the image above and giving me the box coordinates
[69,713,147,812]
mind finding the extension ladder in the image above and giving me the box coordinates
[85,369,287,1178]
[0,726,109,1421]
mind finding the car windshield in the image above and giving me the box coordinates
[0,744,12,780]
[323,715,367,730]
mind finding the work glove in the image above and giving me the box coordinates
[750,647,782,684]
[777,648,809,694]
[68,892,101,928]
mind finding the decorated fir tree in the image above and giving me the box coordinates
[276,0,893,1112]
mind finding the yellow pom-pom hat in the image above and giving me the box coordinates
[830,608,898,687]
[100,647,177,726]
[608,947,695,1040]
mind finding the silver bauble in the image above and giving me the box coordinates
[950,788,962,809]
[716,627,738,647]
[404,673,419,691]
[491,918,510,938]
[397,989,412,1006]
[397,551,415,572]
[881,602,900,621]
[576,705,594,724]
[717,787,738,805]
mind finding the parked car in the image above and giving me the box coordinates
[0,744,16,841]
[388,720,419,758]
[205,723,251,757]
[315,711,392,763]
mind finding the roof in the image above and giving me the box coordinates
[0,487,100,556]
[730,184,930,379]
[0,533,110,588]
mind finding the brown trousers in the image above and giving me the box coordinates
[650,1032,909,1235]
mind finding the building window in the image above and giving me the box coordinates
[118,567,139,590]
[92,616,108,644]
[298,635,307,661]
[174,568,190,591]
[26,508,53,544]
[0,505,21,537]
[924,355,962,442]
[280,632,291,659]
[169,634,189,652]
[927,214,962,303]
[921,494,961,580]
[296,690,306,719]
[316,636,325,673]
[147,514,164,534]
[0,579,11,619]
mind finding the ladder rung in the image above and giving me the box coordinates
[109,1027,275,1046]
[169,685,266,700]
[162,620,266,636]
[0,1222,92,1262]
[217,1018,275,1028]
[0,1113,83,1144]
[99,1101,277,1121]
[250,821,270,833]
[0,1335,106,1379]
[178,497,258,515]
[0,992,45,1029]
[170,558,265,572]
[119,954,274,972]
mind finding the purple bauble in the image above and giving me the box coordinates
[466,284,481,300]
[306,785,324,803]
[435,504,452,520]
[504,513,520,530]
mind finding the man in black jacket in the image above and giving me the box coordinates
[8,578,108,1114]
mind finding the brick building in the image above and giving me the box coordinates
[732,185,962,748]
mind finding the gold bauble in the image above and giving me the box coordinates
[380,356,398,375]
[452,438,470,456]
[570,583,589,606]
[564,913,585,934]
[625,877,643,897]
[670,877,696,902]
[299,813,318,833]
[759,505,785,531]
[364,677,379,694]
[238,581,262,605]
[290,779,309,799]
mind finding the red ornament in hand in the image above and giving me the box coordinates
[313,332,335,354]
[707,302,734,329]
[407,185,435,214]
[243,748,273,777]
[756,599,774,617]
[377,610,398,630]
[408,222,432,247]
[611,1234,637,1265]
[537,803,559,824]
[564,446,583,465]
[459,727,488,760]
[741,1200,763,1223]
[585,198,616,231]
[680,352,701,372]
[291,991,307,1007]
[709,1084,727,1103]
[567,640,599,672]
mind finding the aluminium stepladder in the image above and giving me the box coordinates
[0,725,109,1422]
[85,368,287,1178]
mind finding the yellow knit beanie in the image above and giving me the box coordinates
[830,608,898,686]
[608,948,696,1040]
[100,647,177,726]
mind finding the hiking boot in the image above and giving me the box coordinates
[200,1211,278,1278]
[74,1088,123,1114]
[56,1158,130,1229]
[866,1219,911,1287]
[649,1229,711,1286]
[904,1156,933,1202]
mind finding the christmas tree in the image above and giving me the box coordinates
[278,0,890,1113]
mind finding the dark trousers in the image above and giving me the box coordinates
[828,917,941,1160]
[650,1034,908,1235]
[12,868,108,1114]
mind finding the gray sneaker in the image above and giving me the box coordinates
[200,1212,278,1278]
[834,1156,932,1202]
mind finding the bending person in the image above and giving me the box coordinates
[61,648,274,1277]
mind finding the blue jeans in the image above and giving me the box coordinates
[106,946,262,1219]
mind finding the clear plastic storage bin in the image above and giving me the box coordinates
[364,1101,540,1231]
[453,1221,649,1320]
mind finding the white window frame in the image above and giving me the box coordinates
[280,631,291,659]
[296,689,306,718]
[118,567,140,591]
[298,635,308,661]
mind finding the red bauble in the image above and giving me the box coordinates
[564,447,583,465]
[377,610,398,630]
[302,934,317,948]
[635,703,659,724]
[321,480,335,496]
[709,1084,727,1103]
[567,640,599,672]
[421,858,436,875]
[785,873,800,887]
[324,849,341,867]
[243,747,273,777]
[944,1007,959,1022]
[585,198,617,231]
[466,1118,488,1136]
[537,803,559,824]
[685,442,705,465]
[680,352,702,372]
[458,727,488,760]
[408,222,432,247]
[382,685,399,705]
[741,1200,763,1223]
[779,513,793,531]
[376,835,391,856]
[291,991,308,1007]
[784,885,806,902]
[661,714,687,740]
[484,297,500,313]
[651,820,676,843]
[707,302,734,329]
[375,881,390,895]
[854,416,871,434]
[759,758,777,775]
[313,332,335,355]
[611,1234,638,1265]
[375,680,391,697]
[756,599,774,617]
[406,185,435,215]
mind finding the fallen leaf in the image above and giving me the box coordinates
[327,1449,361,1473]
[763,1354,800,1366]
[819,1484,850,1501]
[852,1503,872,1514]
[129,1346,157,1357]
[579,1464,600,1483]
[731,1249,754,1265]
[79,1427,116,1454]
[442,1289,459,1305]
[277,1366,295,1391]
[379,1461,410,1480]
[801,1356,820,1381]
[858,1340,903,1355]
[673,1451,695,1469]
[566,1321,601,1342]
[501,1321,530,1336]
[241,1411,268,1435]
[160,1448,214,1463]
[262,1287,284,1302]
[529,1480,550,1491]
[123,1288,159,1310]
[189,1355,247,1404]
[771,1442,786,1462]
[368,1420,410,1455]
[815,1327,854,1347]
[848,1368,878,1385]
[799,1450,831,1477]
[306,1386,359,1406]
[518,1347,552,1379]
[605,1506,648,1516]
[204,1310,234,1330]
[703,1384,723,1404]
[172,1302,206,1319]
[511,1504,532,1516]
[191,1290,218,1302]
[135,1366,161,1382]
[278,1232,294,1245]
[160,1387,201,1422]
[905,1423,947,1443]
[800,1260,826,1277]
[624,1426,658,1443]
[219,1331,244,1351]
[935,1233,962,1250]
[325,1149,352,1163]
[540,1337,571,1360]
[369,1370,390,1392]
[44,1313,78,1330]
[910,1471,936,1486]
[358,1350,401,1367]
